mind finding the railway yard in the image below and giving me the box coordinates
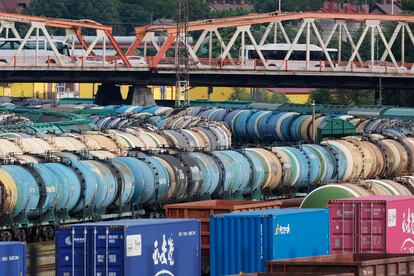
[0,99,412,275]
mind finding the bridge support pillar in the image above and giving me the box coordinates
[126,85,156,106]
[94,82,124,106]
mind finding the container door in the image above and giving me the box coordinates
[330,202,357,253]
[56,227,89,276]
[0,244,25,276]
[357,202,386,253]
[90,227,124,276]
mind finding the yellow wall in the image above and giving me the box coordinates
[0,82,310,104]
[150,86,310,103]
[0,83,56,98]
[285,94,309,104]
[151,86,252,101]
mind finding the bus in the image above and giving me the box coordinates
[243,43,338,69]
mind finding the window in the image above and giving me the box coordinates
[0,41,15,50]
[247,48,326,61]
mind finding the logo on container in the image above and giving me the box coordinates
[402,208,414,235]
[152,234,175,276]
[401,238,414,253]
[64,236,85,246]
[275,224,290,235]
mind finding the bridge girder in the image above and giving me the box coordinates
[127,12,414,78]
[0,12,131,67]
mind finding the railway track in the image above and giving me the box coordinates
[27,242,55,276]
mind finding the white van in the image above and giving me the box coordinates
[0,38,72,65]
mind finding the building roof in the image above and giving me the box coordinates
[208,0,252,11]
[0,0,30,12]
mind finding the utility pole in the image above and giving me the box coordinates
[311,100,316,142]
[175,0,190,107]
[278,0,282,12]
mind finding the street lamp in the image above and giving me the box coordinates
[278,0,281,12]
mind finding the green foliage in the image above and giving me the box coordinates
[307,89,333,104]
[228,88,251,101]
[27,0,120,23]
[229,88,289,103]
[308,89,375,105]
[267,92,290,104]
[402,0,414,11]
[382,90,414,107]
[26,0,211,35]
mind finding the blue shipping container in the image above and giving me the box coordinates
[0,242,26,276]
[210,209,330,276]
[56,219,200,276]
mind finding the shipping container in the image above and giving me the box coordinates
[0,242,25,275]
[266,253,414,276]
[165,200,283,259]
[234,273,354,276]
[210,208,330,276]
[56,219,200,276]
[329,195,414,254]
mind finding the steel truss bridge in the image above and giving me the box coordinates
[0,12,414,88]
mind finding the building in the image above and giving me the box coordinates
[370,0,402,15]
[321,0,401,14]
[207,0,253,11]
[0,0,30,13]
[321,0,369,13]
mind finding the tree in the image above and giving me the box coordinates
[268,92,290,104]
[308,88,375,105]
[26,0,121,34]
[332,89,375,105]
[228,88,251,101]
[229,88,290,103]
[308,89,333,104]
[402,0,414,12]
[382,90,414,107]
[26,0,212,35]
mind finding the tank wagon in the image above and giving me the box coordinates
[0,131,411,241]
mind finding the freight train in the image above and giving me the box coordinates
[0,131,412,241]
[0,103,413,242]
[100,105,414,144]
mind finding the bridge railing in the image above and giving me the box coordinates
[0,54,411,75]
[0,55,141,69]
[149,55,412,74]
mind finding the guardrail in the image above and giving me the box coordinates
[0,55,412,76]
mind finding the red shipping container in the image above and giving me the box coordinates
[329,195,414,254]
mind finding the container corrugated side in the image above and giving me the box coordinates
[210,209,330,276]
[56,219,200,276]
[266,253,414,276]
[0,242,25,275]
[329,195,414,254]
[165,200,283,258]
